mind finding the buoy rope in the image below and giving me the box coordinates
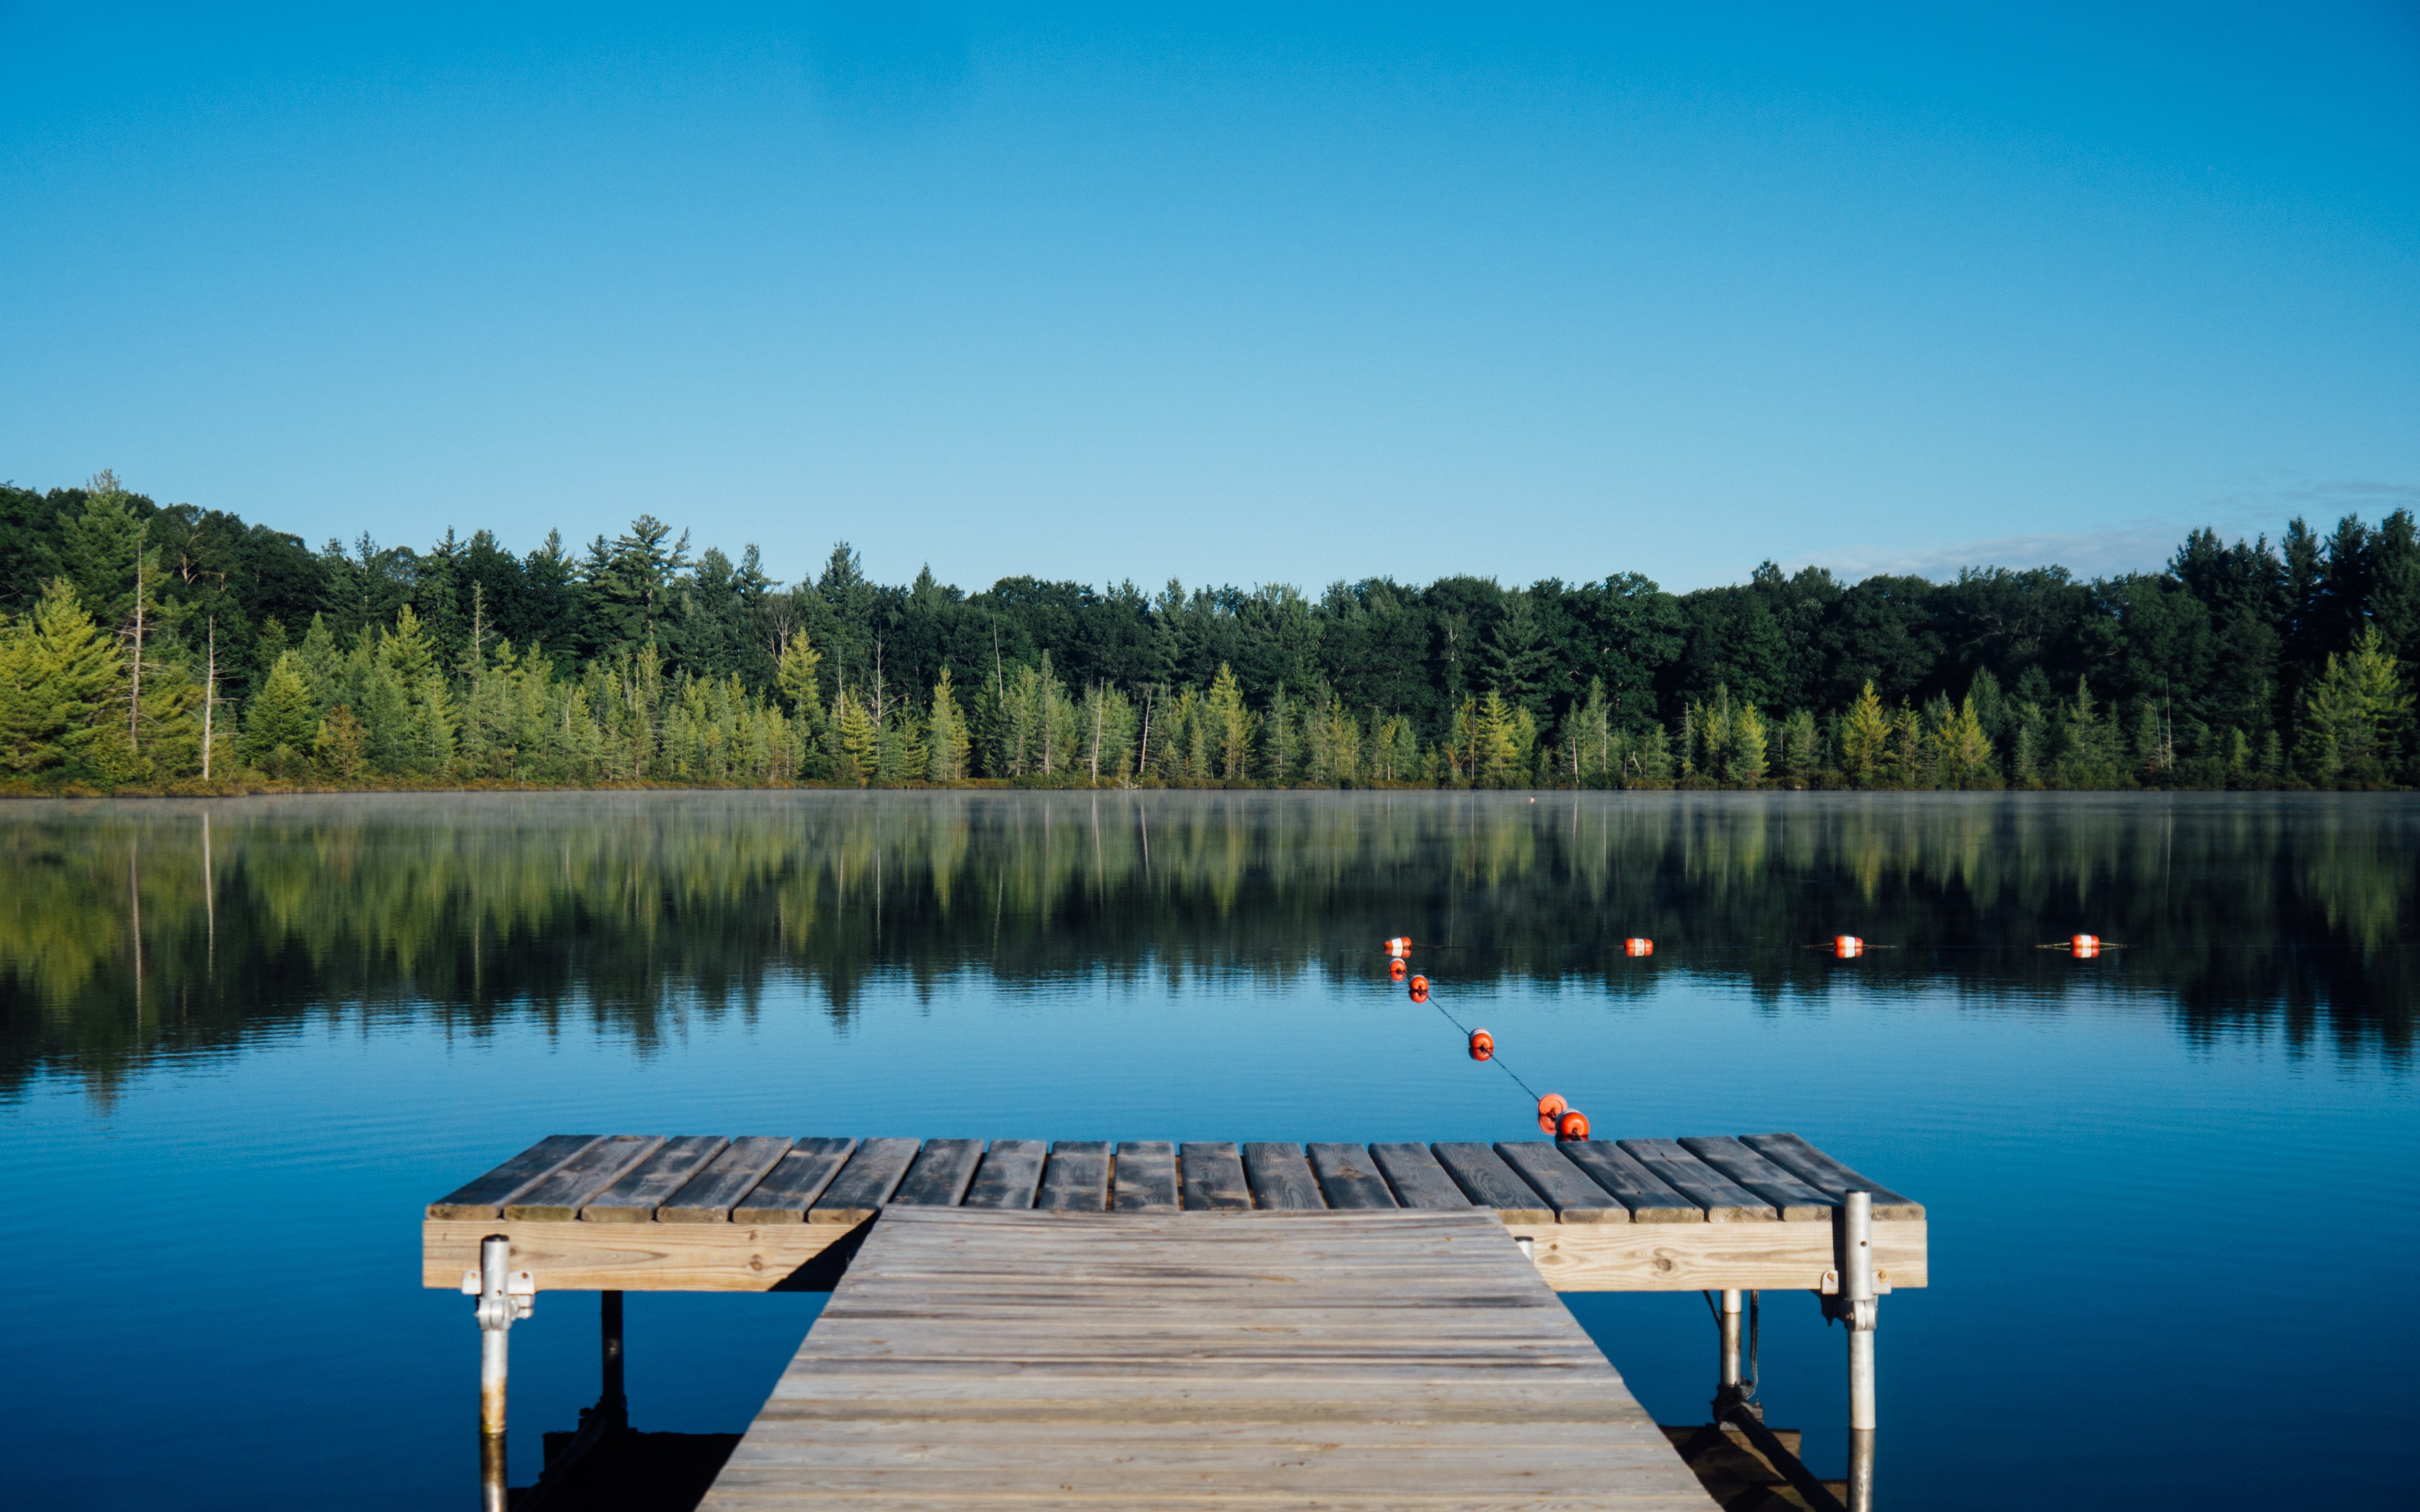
[1407,970,1549,1107]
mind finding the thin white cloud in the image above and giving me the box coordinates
[1788,479,2420,585]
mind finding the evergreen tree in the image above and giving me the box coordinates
[241,652,319,775]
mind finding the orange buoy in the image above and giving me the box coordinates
[1556,1109,1590,1141]
[1385,936,1413,958]
[1624,937,1654,957]
[1539,1111,1560,1134]
[2072,934,2101,957]
[1408,974,1429,1003]
[1834,935,1864,958]
[1389,958,1408,981]
[1538,1093,1568,1121]
[1468,1028,1494,1061]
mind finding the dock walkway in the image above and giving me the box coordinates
[699,1206,1721,1510]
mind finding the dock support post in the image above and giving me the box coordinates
[1711,1288,1753,1422]
[467,1234,533,1512]
[600,1290,627,1431]
[1842,1191,1878,1512]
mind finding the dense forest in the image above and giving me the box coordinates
[2,470,2415,792]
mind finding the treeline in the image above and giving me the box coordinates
[3,471,2417,791]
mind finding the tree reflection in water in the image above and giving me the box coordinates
[2,790,2411,1100]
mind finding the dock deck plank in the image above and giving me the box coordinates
[892,1140,985,1208]
[1035,1142,1110,1212]
[1307,1143,1397,1210]
[426,1135,601,1220]
[1613,1140,1777,1222]
[1368,1142,1475,1211]
[1240,1142,1326,1211]
[1178,1141,1253,1211]
[961,1141,1045,1210]
[661,1138,796,1224]
[809,1138,920,1225]
[697,1209,1719,1511]
[1677,1137,1836,1222]
[1739,1133,1926,1221]
[730,1139,856,1225]
[504,1136,666,1222]
[1494,1142,1630,1223]
[1113,1141,1179,1212]
[1431,1142,1555,1223]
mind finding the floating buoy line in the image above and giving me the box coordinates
[1389,926,2123,1133]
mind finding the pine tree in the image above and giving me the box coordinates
[242,652,320,776]
[928,667,971,781]
[1839,681,1890,786]
[0,580,122,776]
[835,688,877,783]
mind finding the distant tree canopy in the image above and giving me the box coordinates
[3,472,2417,791]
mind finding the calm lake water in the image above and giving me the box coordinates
[2,790,2413,1509]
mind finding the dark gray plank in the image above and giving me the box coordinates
[1493,1142,1631,1223]
[1370,1143,1475,1211]
[1178,1142,1252,1210]
[659,1137,796,1223]
[1615,1138,1778,1221]
[1035,1141,1110,1212]
[891,1139,985,1207]
[1558,1140,1704,1223]
[961,1140,1046,1210]
[1240,1142,1326,1211]
[1113,1141,1179,1212]
[428,1135,602,1220]
[1306,1143,1398,1210]
[1740,1132,1925,1220]
[1430,1142,1553,1222]
[1677,1136,1837,1222]
[808,1137,921,1225]
[730,1138,856,1225]
[504,1136,666,1221]
[581,1136,732,1222]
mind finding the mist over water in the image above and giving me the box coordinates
[1,791,2412,1508]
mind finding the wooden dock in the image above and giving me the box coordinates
[699,1206,1722,1510]
[427,1134,1921,1511]
[423,1134,1926,1295]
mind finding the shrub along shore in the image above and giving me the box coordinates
[3,473,2415,794]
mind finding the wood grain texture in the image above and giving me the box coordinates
[892,1140,985,1207]
[1557,1142,1703,1223]
[696,1209,1720,1511]
[1430,1142,1554,1223]
[1240,1143,1326,1211]
[1035,1142,1110,1212]
[1306,1144,1397,1210]
[1612,1140,1777,1222]
[582,1136,732,1222]
[1368,1142,1476,1211]
[1738,1133,1926,1221]
[730,1140,857,1225]
[427,1135,603,1220]
[1492,1143,1629,1224]
[505,1136,666,1222]
[1510,1219,1929,1292]
[1675,1137,1836,1222]
[962,1141,1045,1210]
[810,1138,920,1225]
[1178,1141,1253,1211]
[661,1138,797,1224]
[421,1218,854,1292]
[1113,1142,1179,1212]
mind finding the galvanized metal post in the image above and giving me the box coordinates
[1842,1191,1878,1512]
[466,1234,534,1512]
[1719,1289,1742,1391]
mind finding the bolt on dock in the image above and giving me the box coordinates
[426,1134,1924,1510]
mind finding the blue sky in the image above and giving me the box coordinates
[3,4,2415,592]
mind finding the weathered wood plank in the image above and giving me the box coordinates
[1558,1140,1703,1222]
[1239,1142,1325,1211]
[1431,1142,1555,1222]
[961,1140,1045,1210]
[582,1136,733,1222]
[1739,1133,1926,1220]
[1368,1142,1475,1211]
[1178,1141,1253,1210]
[1035,1141,1110,1212]
[892,1139,985,1207]
[1112,1141,1179,1212]
[1306,1143,1397,1209]
[426,1135,603,1220]
[421,1218,855,1292]
[697,1209,1721,1511]
[660,1138,796,1223]
[1511,1218,1929,1292]
[505,1136,666,1222]
[1494,1142,1630,1223]
[808,1138,920,1225]
[1613,1139,1777,1222]
[1677,1136,1836,1222]
[729,1139,856,1225]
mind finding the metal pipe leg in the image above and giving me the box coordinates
[1711,1289,1746,1422]
[466,1235,533,1512]
[1842,1192,1878,1512]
